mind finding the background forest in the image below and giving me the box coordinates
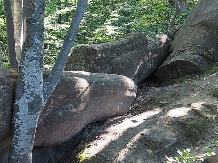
[0,0,199,69]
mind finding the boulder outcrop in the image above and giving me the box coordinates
[0,68,16,140]
[65,33,170,84]
[0,68,136,161]
[36,71,136,146]
[156,0,218,82]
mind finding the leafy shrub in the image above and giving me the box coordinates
[186,118,208,137]
[166,139,218,163]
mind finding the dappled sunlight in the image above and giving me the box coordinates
[103,10,119,35]
[74,77,90,88]
[69,71,91,76]
[133,52,153,79]
[167,102,206,117]
[120,75,137,96]
[82,108,162,158]
[116,128,149,162]
[74,77,91,111]
[105,25,119,35]
[167,107,192,117]
[191,102,205,110]
[133,55,149,81]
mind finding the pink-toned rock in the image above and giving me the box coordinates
[35,71,136,146]
[0,68,136,149]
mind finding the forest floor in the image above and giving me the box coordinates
[58,71,218,163]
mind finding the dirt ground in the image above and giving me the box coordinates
[58,70,218,163]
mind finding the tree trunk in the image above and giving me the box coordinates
[168,0,179,31]
[178,0,188,12]
[3,0,18,69]
[13,0,23,66]
[9,0,88,162]
[0,44,2,67]
[43,0,88,104]
[8,0,45,162]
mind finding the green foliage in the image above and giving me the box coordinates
[0,1,8,67]
[0,0,199,68]
[43,0,199,68]
[78,151,92,163]
[166,138,218,163]
[186,118,208,137]
[205,63,218,76]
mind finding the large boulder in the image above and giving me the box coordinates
[0,68,136,158]
[156,0,218,82]
[35,71,136,146]
[0,68,16,140]
[65,33,170,84]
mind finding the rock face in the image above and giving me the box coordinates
[156,0,218,82]
[0,68,16,140]
[65,33,170,84]
[35,71,136,146]
[55,67,218,163]
[0,68,136,156]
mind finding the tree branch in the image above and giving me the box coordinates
[3,0,18,69]
[168,0,179,31]
[43,0,88,104]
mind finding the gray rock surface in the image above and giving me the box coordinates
[156,0,218,82]
[0,68,16,140]
[0,68,136,160]
[35,71,136,146]
[66,33,170,84]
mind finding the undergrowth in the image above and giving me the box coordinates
[166,139,218,163]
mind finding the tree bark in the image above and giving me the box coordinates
[8,0,45,162]
[0,44,2,67]
[3,0,18,69]
[13,0,23,66]
[8,0,88,162]
[178,0,188,12]
[168,0,179,31]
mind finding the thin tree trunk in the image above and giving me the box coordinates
[57,0,62,24]
[9,0,87,161]
[43,0,88,104]
[168,0,179,31]
[0,44,2,67]
[178,0,188,12]
[13,0,23,66]
[3,0,18,69]
[8,0,45,162]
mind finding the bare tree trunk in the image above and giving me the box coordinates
[168,0,179,31]
[9,0,88,162]
[0,44,2,67]
[178,0,188,12]
[167,0,188,11]
[3,0,18,69]
[57,0,62,24]
[13,0,23,66]
[8,0,45,162]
